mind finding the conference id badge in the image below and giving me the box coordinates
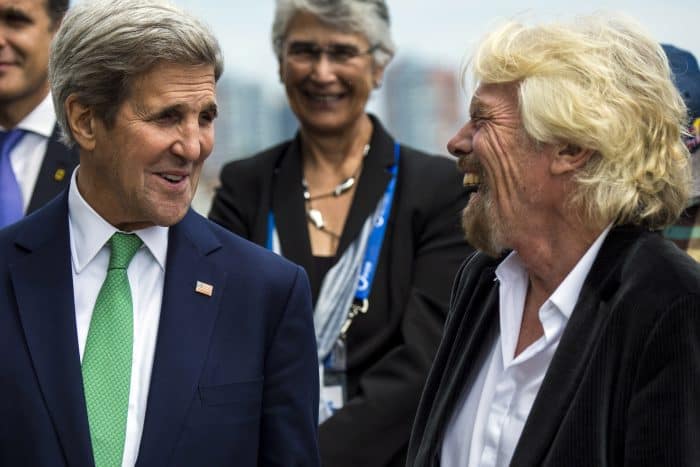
[321,338,347,413]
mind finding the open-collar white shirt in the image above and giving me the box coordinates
[441,225,612,467]
[68,168,168,467]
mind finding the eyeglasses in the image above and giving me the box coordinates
[285,41,380,65]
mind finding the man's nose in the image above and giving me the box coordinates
[447,122,474,158]
[172,121,201,161]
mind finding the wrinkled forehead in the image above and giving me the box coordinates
[469,82,520,115]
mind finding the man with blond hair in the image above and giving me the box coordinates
[407,15,700,467]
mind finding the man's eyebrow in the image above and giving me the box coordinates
[147,104,182,117]
[145,101,218,117]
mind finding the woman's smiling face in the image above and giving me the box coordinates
[278,11,384,136]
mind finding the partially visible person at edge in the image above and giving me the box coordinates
[662,44,700,260]
[208,0,472,465]
[407,14,700,467]
[0,0,320,465]
[0,0,78,229]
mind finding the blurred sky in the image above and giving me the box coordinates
[170,0,699,93]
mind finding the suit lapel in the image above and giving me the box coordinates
[272,136,313,270]
[336,116,394,256]
[431,289,498,464]
[27,125,79,214]
[11,193,94,467]
[136,210,226,466]
[511,227,636,465]
[412,255,501,466]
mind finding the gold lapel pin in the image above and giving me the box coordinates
[195,280,214,297]
[54,168,66,182]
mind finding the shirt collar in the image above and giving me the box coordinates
[548,224,612,319]
[495,250,527,289]
[496,224,613,320]
[4,93,57,137]
[68,167,169,273]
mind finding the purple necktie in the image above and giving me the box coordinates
[0,129,26,228]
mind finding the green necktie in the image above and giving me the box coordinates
[82,232,143,467]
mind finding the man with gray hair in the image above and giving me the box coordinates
[407,14,700,467]
[0,1,320,466]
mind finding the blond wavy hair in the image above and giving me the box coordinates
[468,14,691,230]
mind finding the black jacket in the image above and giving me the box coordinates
[209,117,473,466]
[407,226,700,466]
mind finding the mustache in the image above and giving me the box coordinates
[457,155,487,193]
[457,154,482,173]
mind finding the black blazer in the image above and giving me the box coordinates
[407,226,700,466]
[26,124,78,214]
[209,117,473,467]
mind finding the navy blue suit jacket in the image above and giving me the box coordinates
[26,124,78,214]
[0,190,320,466]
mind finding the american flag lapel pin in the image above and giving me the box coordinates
[195,280,214,297]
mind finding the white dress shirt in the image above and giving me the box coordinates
[0,93,55,212]
[68,168,168,467]
[441,226,611,467]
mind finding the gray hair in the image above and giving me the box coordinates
[49,0,223,146]
[271,0,395,67]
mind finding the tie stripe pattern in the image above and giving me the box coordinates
[82,232,142,467]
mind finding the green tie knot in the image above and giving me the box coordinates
[108,233,143,270]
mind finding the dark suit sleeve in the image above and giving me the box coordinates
[624,294,700,466]
[319,157,473,466]
[260,265,321,466]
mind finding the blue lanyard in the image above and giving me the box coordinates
[266,211,275,251]
[354,142,399,300]
[266,142,401,300]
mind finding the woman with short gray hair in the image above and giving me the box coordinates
[210,2,472,465]
[271,0,395,68]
